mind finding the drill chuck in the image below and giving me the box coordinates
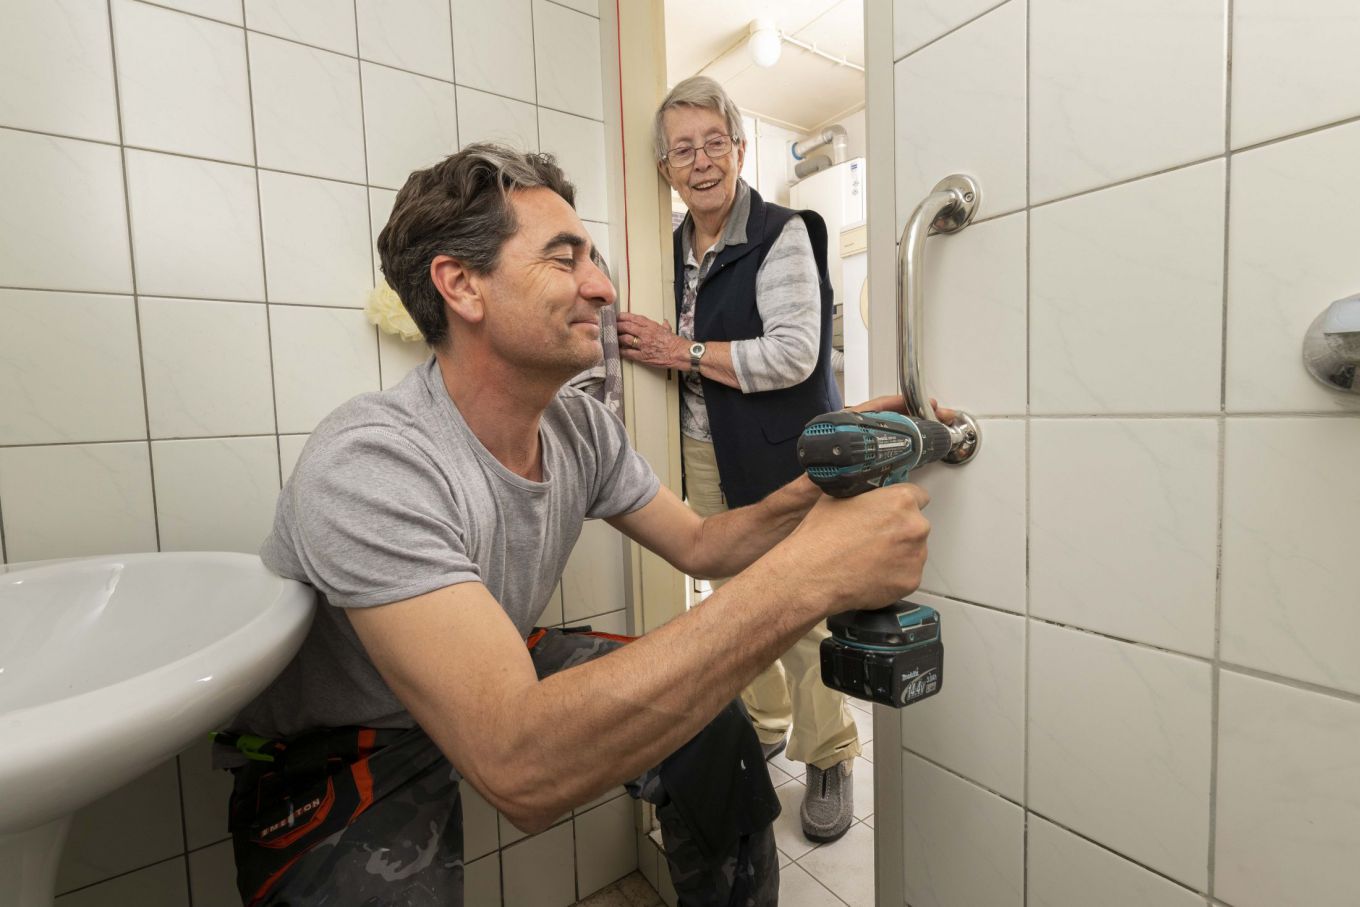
[798,410,953,497]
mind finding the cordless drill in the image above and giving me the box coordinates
[797,410,946,708]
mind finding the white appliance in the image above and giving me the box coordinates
[789,158,870,403]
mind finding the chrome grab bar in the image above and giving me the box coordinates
[897,174,982,465]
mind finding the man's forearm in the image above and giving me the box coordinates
[499,540,831,829]
[690,474,822,579]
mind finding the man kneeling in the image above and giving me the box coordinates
[222,144,931,906]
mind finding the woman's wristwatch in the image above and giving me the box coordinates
[688,341,706,374]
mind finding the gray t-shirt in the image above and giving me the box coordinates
[235,358,660,738]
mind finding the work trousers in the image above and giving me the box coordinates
[227,627,779,906]
[683,434,861,770]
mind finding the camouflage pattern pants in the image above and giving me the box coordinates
[228,628,779,906]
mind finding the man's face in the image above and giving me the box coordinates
[475,187,615,376]
[660,106,745,221]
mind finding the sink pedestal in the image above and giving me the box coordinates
[0,817,70,907]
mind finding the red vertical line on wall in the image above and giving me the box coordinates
[614,0,633,313]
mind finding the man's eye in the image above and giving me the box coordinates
[555,257,576,268]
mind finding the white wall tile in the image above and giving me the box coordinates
[369,187,398,284]
[456,86,539,152]
[125,149,264,300]
[178,735,231,851]
[248,33,365,183]
[0,129,132,293]
[270,305,381,433]
[1028,622,1212,888]
[112,0,253,164]
[140,298,275,438]
[259,170,373,307]
[0,0,119,143]
[463,783,501,862]
[1225,121,1360,413]
[355,0,452,81]
[1030,419,1219,656]
[502,821,576,907]
[0,442,157,562]
[186,840,237,907]
[361,62,459,190]
[465,853,502,906]
[915,418,1026,613]
[245,0,357,56]
[901,594,1026,800]
[451,0,535,104]
[140,0,240,26]
[1221,418,1360,694]
[1030,162,1226,414]
[901,752,1025,907]
[922,212,1027,415]
[583,608,626,636]
[152,436,280,553]
[562,519,626,623]
[894,0,1026,228]
[893,0,1009,60]
[1027,815,1207,907]
[56,758,183,892]
[0,290,145,445]
[55,858,188,907]
[1231,0,1360,149]
[533,0,603,121]
[1029,0,1225,202]
[574,795,636,896]
[278,433,309,482]
[1215,672,1360,907]
[538,109,608,222]
[379,332,430,389]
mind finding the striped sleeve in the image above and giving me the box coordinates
[730,216,823,393]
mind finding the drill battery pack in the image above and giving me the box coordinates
[820,601,943,708]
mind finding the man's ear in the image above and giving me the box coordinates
[430,255,484,325]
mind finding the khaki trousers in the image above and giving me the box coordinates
[682,435,861,770]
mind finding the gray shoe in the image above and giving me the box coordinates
[801,760,853,843]
[760,736,787,762]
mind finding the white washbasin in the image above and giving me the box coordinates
[0,552,314,905]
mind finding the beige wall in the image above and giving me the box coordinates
[873,1,1360,905]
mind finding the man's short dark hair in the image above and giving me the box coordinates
[377,144,577,348]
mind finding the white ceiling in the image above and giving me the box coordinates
[664,0,864,134]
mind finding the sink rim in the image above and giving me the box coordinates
[0,551,314,836]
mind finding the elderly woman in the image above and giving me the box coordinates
[617,75,860,844]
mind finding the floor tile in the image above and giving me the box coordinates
[796,820,875,906]
[778,862,847,906]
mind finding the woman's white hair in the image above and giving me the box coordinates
[653,75,746,162]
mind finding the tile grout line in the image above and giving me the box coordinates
[893,0,1014,65]
[918,589,1360,703]
[105,0,162,561]
[1207,2,1236,897]
[1022,0,1033,900]
[353,0,383,395]
[902,747,1214,900]
[243,4,283,489]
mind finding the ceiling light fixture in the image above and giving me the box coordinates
[747,17,782,68]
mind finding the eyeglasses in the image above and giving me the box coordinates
[662,135,737,168]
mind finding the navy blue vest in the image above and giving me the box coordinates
[674,187,842,508]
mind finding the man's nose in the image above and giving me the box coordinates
[582,261,616,307]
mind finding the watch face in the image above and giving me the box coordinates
[690,342,705,357]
